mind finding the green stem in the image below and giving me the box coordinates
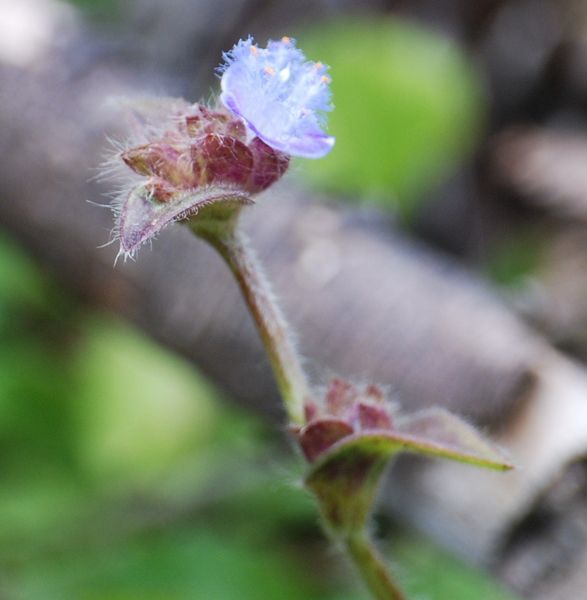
[345,534,407,600]
[198,225,309,425]
[192,211,404,600]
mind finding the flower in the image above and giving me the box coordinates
[219,37,335,159]
[109,37,334,257]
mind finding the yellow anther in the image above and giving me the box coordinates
[264,66,276,76]
[320,75,331,84]
[250,45,258,55]
[281,36,291,44]
[314,62,324,70]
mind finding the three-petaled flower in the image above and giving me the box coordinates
[111,37,334,257]
[220,36,335,159]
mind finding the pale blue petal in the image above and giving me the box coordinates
[219,37,335,159]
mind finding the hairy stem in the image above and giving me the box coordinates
[345,534,407,600]
[193,213,405,600]
[198,225,309,425]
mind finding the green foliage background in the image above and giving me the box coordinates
[299,19,484,220]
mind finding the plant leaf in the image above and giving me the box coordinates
[305,421,512,536]
[117,185,252,255]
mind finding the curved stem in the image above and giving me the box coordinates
[345,534,407,600]
[192,214,404,599]
[199,226,309,425]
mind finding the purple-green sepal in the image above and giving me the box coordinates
[117,184,252,256]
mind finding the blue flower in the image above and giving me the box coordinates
[219,37,335,159]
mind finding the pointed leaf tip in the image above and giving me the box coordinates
[396,408,514,471]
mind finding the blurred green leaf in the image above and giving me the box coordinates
[0,473,87,553]
[0,338,76,472]
[298,19,485,219]
[0,233,59,322]
[70,315,222,486]
[390,534,520,600]
[10,528,324,600]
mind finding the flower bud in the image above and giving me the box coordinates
[184,106,245,139]
[356,402,393,430]
[248,137,289,192]
[301,379,513,538]
[193,133,254,187]
[297,379,396,463]
[111,37,335,256]
[299,419,353,463]
[122,142,196,187]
